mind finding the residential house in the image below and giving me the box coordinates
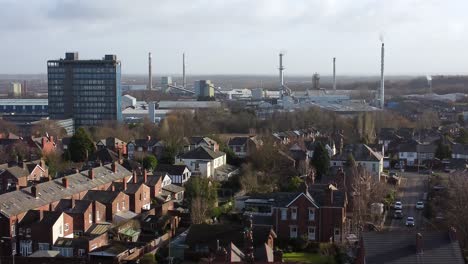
[186,136,219,152]
[357,229,464,264]
[177,146,226,178]
[239,184,347,243]
[452,144,468,159]
[0,160,48,193]
[331,144,384,179]
[127,136,160,159]
[154,164,191,185]
[227,136,260,158]
[17,211,73,256]
[184,219,278,262]
[162,184,185,203]
[61,199,107,236]
[124,180,151,214]
[96,137,127,155]
[88,148,120,165]
[417,143,437,163]
[83,190,130,222]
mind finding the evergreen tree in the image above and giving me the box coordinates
[311,142,330,180]
[142,155,158,171]
[68,127,95,162]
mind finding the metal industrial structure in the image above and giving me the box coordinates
[183,53,186,89]
[379,43,385,109]
[312,73,320,90]
[333,57,336,90]
[278,53,292,97]
[426,75,433,94]
[148,52,152,90]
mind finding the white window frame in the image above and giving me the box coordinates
[290,226,298,238]
[97,210,101,221]
[291,207,297,220]
[308,208,315,221]
[308,226,316,241]
[280,208,287,220]
[89,212,93,223]
[64,223,69,232]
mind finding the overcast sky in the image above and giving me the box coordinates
[1,0,467,75]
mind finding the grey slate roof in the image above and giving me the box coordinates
[0,163,131,217]
[179,146,225,160]
[332,144,383,162]
[83,190,121,204]
[361,231,464,264]
[162,184,185,194]
[228,137,249,146]
[154,164,188,175]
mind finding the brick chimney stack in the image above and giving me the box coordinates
[89,169,94,180]
[133,171,138,183]
[326,184,335,206]
[31,185,37,198]
[143,170,148,183]
[123,178,127,191]
[112,162,117,173]
[416,233,423,254]
[62,177,68,188]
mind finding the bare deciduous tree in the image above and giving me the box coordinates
[191,197,210,224]
[446,171,468,249]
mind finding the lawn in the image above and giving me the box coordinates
[283,252,335,264]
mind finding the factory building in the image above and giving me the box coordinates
[0,99,48,114]
[161,76,173,93]
[9,82,22,97]
[194,80,215,98]
[47,52,122,127]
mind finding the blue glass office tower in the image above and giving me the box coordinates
[48,52,122,127]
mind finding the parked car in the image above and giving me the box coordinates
[389,172,398,177]
[406,216,415,227]
[394,210,403,219]
[416,201,424,209]
[394,201,403,210]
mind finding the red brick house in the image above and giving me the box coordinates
[239,184,347,243]
[124,182,151,214]
[83,190,130,222]
[0,160,48,193]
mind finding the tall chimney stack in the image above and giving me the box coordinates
[279,53,285,89]
[182,53,186,89]
[333,57,336,90]
[380,43,385,109]
[148,52,152,90]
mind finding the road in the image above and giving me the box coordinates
[389,172,429,231]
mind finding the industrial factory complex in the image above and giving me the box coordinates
[0,41,415,130]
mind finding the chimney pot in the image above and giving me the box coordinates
[62,177,68,188]
[416,233,423,254]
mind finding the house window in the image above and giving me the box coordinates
[38,243,49,250]
[89,212,93,223]
[19,240,32,256]
[117,203,120,212]
[78,249,86,256]
[64,223,69,232]
[281,209,287,220]
[290,226,298,238]
[26,228,31,237]
[122,201,125,209]
[333,162,337,166]
[308,208,315,221]
[97,211,101,221]
[11,224,16,237]
[291,207,297,220]
[372,163,376,172]
[308,226,316,241]
[143,192,147,200]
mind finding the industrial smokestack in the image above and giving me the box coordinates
[380,43,385,109]
[333,57,336,90]
[426,75,432,94]
[182,53,186,89]
[148,52,152,90]
[279,53,285,88]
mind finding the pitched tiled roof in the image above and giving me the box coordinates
[155,164,188,175]
[361,231,464,264]
[179,146,225,160]
[332,144,383,162]
[83,190,122,204]
[89,148,119,163]
[162,184,184,194]
[0,163,131,217]
[228,137,249,146]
